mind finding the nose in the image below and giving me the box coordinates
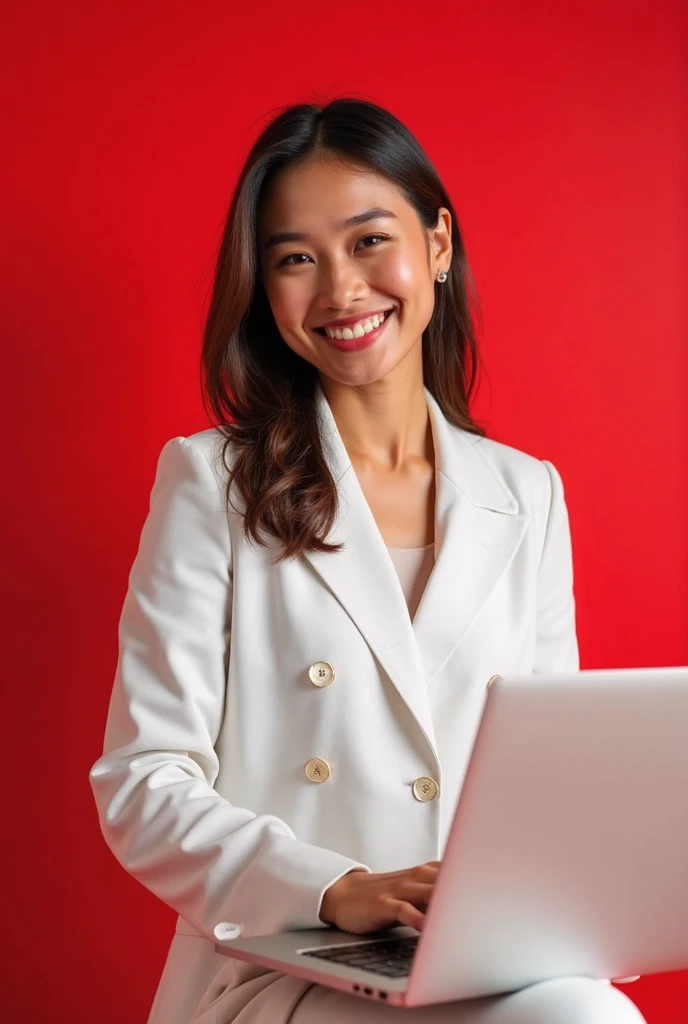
[315,257,369,311]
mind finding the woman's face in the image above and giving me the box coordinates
[257,153,452,388]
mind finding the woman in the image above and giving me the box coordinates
[90,98,645,1023]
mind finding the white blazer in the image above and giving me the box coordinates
[89,385,579,1023]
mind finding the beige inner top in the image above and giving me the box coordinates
[386,543,435,622]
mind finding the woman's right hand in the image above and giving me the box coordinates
[319,862,441,935]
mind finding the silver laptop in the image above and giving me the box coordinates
[214,667,688,1007]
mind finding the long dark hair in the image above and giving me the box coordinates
[201,97,486,561]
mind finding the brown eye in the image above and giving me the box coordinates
[357,234,388,249]
[277,252,312,267]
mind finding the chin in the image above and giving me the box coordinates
[320,354,400,389]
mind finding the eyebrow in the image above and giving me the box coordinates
[263,207,398,250]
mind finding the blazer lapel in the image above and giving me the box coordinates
[301,385,530,752]
[412,389,530,683]
[303,386,437,755]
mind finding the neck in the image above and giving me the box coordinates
[319,362,432,472]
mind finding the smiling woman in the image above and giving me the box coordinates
[201,98,483,559]
[90,97,646,1024]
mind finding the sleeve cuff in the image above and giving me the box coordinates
[213,829,371,939]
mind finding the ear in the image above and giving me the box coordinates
[428,207,452,276]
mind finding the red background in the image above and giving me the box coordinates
[2,1,687,1020]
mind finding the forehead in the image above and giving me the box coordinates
[257,154,410,236]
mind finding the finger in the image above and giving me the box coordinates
[394,881,435,908]
[388,898,425,932]
[406,863,441,883]
[381,862,440,884]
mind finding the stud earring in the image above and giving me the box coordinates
[437,269,448,283]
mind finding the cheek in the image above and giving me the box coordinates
[264,273,312,330]
[378,250,429,300]
[378,257,435,337]
[267,288,299,329]
[264,284,316,361]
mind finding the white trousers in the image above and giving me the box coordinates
[289,977,647,1024]
[191,968,647,1024]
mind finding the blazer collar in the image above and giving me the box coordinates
[423,390,519,515]
[303,384,529,763]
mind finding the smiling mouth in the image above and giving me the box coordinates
[313,307,394,340]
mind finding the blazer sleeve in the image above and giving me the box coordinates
[89,437,369,941]
[533,460,580,673]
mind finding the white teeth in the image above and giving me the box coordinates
[324,310,389,341]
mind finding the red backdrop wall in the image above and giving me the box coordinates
[3,1,686,1020]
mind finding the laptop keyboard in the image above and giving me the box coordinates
[300,935,419,978]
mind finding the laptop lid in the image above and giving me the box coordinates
[405,666,688,1005]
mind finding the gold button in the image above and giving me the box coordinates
[412,777,439,802]
[308,661,336,687]
[305,758,330,783]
